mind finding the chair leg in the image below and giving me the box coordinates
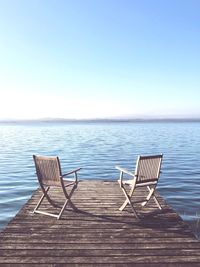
[141,186,162,210]
[127,198,139,219]
[33,187,50,214]
[57,199,70,219]
[56,184,79,219]
[120,186,139,219]
[33,187,60,218]
[62,183,78,211]
[34,183,78,219]
[119,199,128,211]
[153,195,162,210]
[141,186,154,207]
[40,184,59,208]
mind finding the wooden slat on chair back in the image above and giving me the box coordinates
[136,154,163,183]
[33,155,61,186]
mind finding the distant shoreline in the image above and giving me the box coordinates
[1,118,200,123]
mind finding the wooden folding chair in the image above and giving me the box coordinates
[116,154,163,219]
[33,155,81,219]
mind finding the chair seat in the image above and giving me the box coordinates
[119,179,157,187]
[136,179,158,187]
[43,179,76,187]
[118,179,134,186]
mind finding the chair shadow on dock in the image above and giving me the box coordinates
[65,206,192,237]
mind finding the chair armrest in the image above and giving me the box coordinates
[115,166,136,188]
[115,166,135,177]
[62,167,81,177]
[61,168,81,184]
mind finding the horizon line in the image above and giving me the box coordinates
[1,117,200,123]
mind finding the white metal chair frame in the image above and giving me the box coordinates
[33,155,81,219]
[116,154,163,219]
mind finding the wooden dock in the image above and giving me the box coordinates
[0,180,200,266]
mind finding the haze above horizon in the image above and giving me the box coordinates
[0,0,200,120]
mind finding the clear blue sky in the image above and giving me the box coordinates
[0,0,200,119]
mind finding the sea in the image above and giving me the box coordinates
[0,121,200,238]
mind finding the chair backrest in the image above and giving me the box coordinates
[33,155,62,186]
[135,154,163,184]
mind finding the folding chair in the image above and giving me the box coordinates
[33,155,81,219]
[116,154,163,219]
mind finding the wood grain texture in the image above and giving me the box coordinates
[0,180,199,266]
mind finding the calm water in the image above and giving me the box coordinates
[0,122,200,237]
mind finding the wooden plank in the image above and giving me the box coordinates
[0,180,199,266]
